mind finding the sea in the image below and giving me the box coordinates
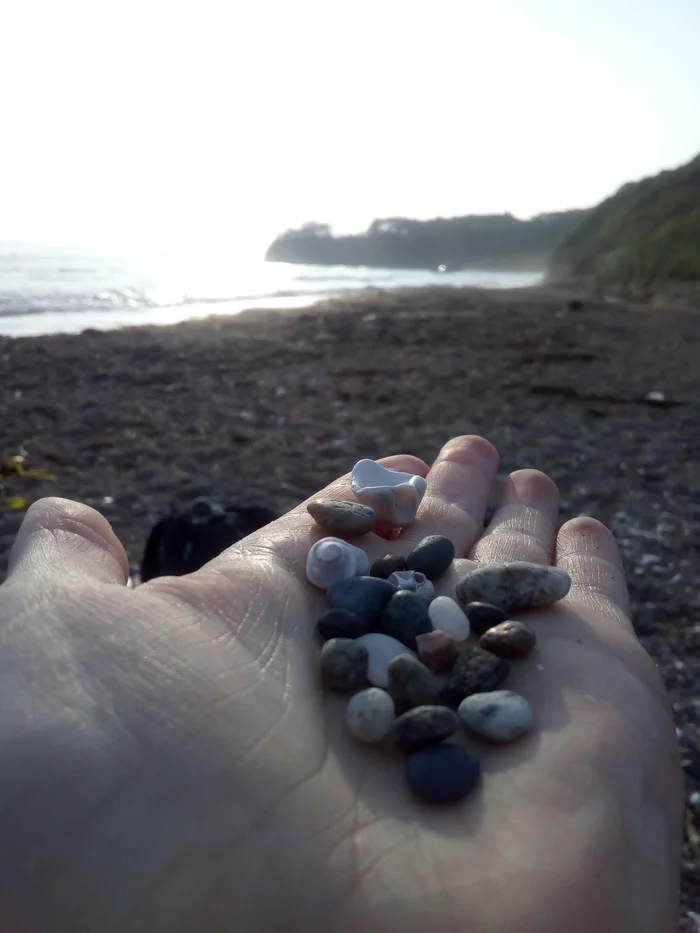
[0,242,543,338]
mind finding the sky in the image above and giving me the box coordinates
[1,0,698,259]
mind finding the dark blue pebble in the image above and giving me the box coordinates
[317,608,371,641]
[327,576,397,625]
[464,601,509,635]
[406,744,481,804]
[405,535,456,580]
[379,590,432,650]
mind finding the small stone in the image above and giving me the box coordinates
[317,608,371,641]
[387,570,435,603]
[458,690,534,742]
[463,601,509,636]
[320,638,369,692]
[415,630,461,674]
[439,648,510,707]
[388,654,442,712]
[307,498,377,536]
[456,561,572,614]
[370,553,406,579]
[480,620,536,658]
[392,705,459,753]
[327,576,396,624]
[346,688,396,742]
[351,459,427,526]
[405,535,456,579]
[378,590,432,650]
[355,633,416,688]
[428,596,470,641]
[406,744,481,805]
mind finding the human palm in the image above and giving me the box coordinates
[0,436,682,933]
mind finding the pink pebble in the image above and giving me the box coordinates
[415,630,460,674]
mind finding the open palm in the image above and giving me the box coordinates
[0,436,682,933]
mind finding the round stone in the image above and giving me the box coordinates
[307,498,377,536]
[388,653,442,712]
[378,590,432,650]
[319,638,369,692]
[346,688,396,743]
[462,601,509,636]
[370,553,407,579]
[355,633,416,688]
[317,608,371,641]
[405,535,456,580]
[392,705,459,753]
[406,744,481,804]
[456,561,572,614]
[479,620,536,658]
[439,648,510,707]
[415,630,460,674]
[429,596,470,641]
[327,576,396,624]
[458,690,534,742]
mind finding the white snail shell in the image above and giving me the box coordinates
[387,570,435,603]
[306,537,370,589]
[350,460,427,526]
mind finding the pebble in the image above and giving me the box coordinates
[387,570,435,603]
[346,688,396,742]
[307,498,377,536]
[320,638,369,692]
[439,648,510,707]
[479,620,536,658]
[370,553,406,579]
[306,537,369,589]
[327,576,396,625]
[355,633,417,687]
[378,590,432,650]
[458,690,534,742]
[406,744,481,805]
[317,608,371,641]
[428,596,470,641]
[415,630,461,673]
[462,601,509,636]
[405,535,456,580]
[456,561,572,614]
[388,653,442,712]
[351,459,427,526]
[392,705,459,752]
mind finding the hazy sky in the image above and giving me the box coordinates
[1,0,698,258]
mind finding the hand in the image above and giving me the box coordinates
[0,436,682,933]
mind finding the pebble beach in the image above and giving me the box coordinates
[1,284,699,925]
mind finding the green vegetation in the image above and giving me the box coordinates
[548,153,700,291]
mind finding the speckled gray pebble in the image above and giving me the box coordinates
[405,535,456,580]
[463,602,509,636]
[346,688,396,742]
[320,638,369,692]
[406,744,481,804]
[307,498,377,536]
[370,553,406,579]
[458,690,534,742]
[392,705,459,752]
[388,653,442,712]
[439,648,510,707]
[378,590,432,650]
[317,608,371,641]
[327,576,396,624]
[480,620,536,658]
[456,561,571,614]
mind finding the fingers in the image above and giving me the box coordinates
[556,516,632,629]
[470,469,559,565]
[397,436,500,555]
[6,497,129,586]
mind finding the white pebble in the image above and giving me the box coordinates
[346,688,395,743]
[355,632,416,687]
[428,596,470,641]
[458,690,534,742]
[306,537,369,589]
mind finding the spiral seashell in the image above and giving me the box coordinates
[306,537,370,589]
[350,460,427,526]
[387,570,435,603]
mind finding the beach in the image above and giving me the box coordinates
[1,284,700,922]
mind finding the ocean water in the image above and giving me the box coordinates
[0,242,543,338]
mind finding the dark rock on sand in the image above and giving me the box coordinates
[388,654,442,712]
[440,648,510,707]
[317,608,371,641]
[479,620,536,658]
[392,705,459,752]
[405,535,455,579]
[327,576,396,624]
[406,744,481,804]
[463,601,509,636]
[370,553,407,579]
[320,638,369,692]
[378,590,432,650]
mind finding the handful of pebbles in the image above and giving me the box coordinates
[307,460,572,806]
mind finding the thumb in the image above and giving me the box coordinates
[6,497,129,585]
